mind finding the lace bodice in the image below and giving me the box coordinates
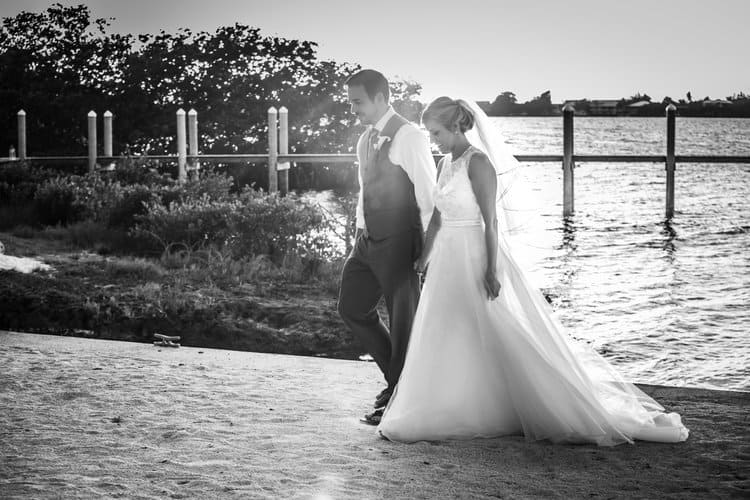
[435,146,483,224]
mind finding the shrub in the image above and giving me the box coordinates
[131,194,236,256]
[33,176,85,226]
[0,163,59,204]
[179,169,235,202]
[33,174,125,225]
[226,188,324,262]
[0,164,67,229]
[107,184,158,229]
[131,189,329,265]
[110,157,172,186]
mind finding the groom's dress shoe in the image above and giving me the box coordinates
[360,407,385,426]
[374,387,393,408]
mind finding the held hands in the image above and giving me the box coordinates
[484,269,501,300]
[415,255,428,273]
[414,255,428,279]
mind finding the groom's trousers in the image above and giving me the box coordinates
[338,228,421,390]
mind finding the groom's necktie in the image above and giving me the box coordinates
[366,128,379,163]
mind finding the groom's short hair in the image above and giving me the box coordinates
[345,69,390,103]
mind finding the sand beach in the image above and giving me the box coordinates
[1,331,748,499]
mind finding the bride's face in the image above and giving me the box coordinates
[424,119,455,153]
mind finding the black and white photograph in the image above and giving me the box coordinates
[0,0,748,498]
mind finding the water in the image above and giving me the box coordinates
[491,117,749,392]
[313,117,750,391]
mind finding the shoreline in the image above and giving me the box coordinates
[1,331,748,499]
[6,327,749,395]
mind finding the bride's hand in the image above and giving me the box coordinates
[484,270,501,300]
[414,256,428,274]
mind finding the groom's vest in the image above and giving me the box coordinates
[360,114,422,241]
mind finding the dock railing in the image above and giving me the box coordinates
[2,105,749,218]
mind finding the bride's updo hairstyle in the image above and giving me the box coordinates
[421,97,476,133]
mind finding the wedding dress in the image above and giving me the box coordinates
[376,144,689,446]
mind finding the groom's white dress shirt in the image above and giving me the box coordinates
[355,106,436,234]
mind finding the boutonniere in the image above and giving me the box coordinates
[374,135,390,151]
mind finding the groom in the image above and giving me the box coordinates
[337,69,436,424]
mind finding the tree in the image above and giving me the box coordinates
[488,91,517,115]
[0,3,133,155]
[0,4,423,190]
[522,90,554,116]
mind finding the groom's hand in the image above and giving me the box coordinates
[414,259,427,289]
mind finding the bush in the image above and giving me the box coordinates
[179,169,235,202]
[0,163,59,197]
[31,174,130,226]
[107,184,158,229]
[131,188,328,265]
[110,158,172,186]
[0,164,61,227]
[4,165,248,231]
[227,188,324,262]
[131,194,236,255]
[5,164,348,284]
[33,176,86,226]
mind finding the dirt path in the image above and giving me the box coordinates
[1,331,747,499]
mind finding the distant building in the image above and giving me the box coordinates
[475,101,491,113]
[702,99,732,106]
[628,100,651,108]
[561,100,584,112]
[588,100,620,116]
[625,100,651,116]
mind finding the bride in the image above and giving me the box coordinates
[376,97,689,446]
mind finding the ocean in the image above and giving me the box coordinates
[492,116,749,391]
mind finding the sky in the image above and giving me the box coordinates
[1,0,748,103]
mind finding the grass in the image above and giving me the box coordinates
[0,224,358,359]
[104,257,166,280]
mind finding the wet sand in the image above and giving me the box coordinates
[1,331,748,499]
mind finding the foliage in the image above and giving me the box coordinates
[108,157,173,186]
[106,184,158,229]
[0,4,133,155]
[489,91,518,115]
[131,194,235,256]
[0,163,60,225]
[130,187,329,264]
[32,176,86,226]
[488,90,554,116]
[226,189,324,260]
[0,4,424,190]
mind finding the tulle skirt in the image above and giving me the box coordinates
[377,220,689,446]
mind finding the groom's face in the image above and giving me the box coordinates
[347,84,382,125]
